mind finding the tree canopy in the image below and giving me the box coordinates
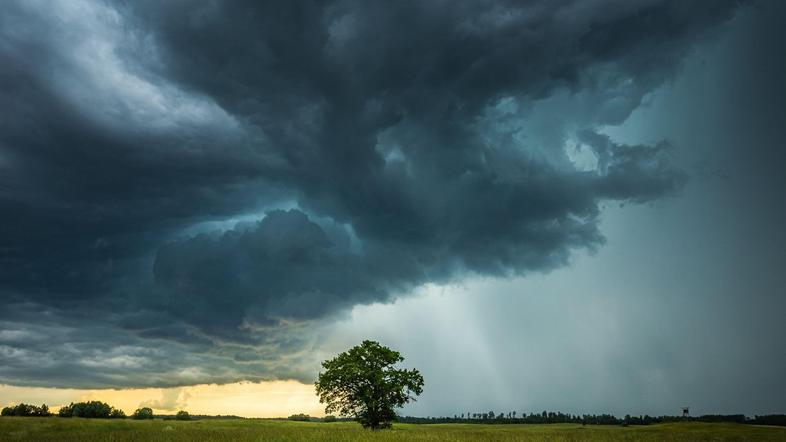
[315,340,424,430]
[1,403,50,417]
[132,407,154,420]
[58,401,123,418]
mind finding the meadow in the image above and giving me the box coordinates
[1,417,785,441]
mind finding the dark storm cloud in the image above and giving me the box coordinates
[0,0,740,387]
[152,209,412,333]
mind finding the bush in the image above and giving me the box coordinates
[175,410,191,421]
[1,403,51,417]
[110,408,126,419]
[288,413,311,421]
[322,415,337,422]
[132,407,154,420]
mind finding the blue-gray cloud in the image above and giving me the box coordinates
[0,0,744,387]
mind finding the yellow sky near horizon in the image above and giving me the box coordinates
[0,380,324,418]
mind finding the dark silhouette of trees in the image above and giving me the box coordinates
[288,413,311,421]
[315,340,424,430]
[395,411,786,427]
[4,395,785,429]
[57,401,122,418]
[1,403,51,417]
[750,415,786,426]
[132,407,154,420]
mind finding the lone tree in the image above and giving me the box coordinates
[315,340,424,430]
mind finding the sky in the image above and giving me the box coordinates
[0,0,784,418]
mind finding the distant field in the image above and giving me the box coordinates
[1,417,785,441]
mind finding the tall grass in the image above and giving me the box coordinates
[0,417,784,441]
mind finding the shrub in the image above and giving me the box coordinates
[110,408,126,419]
[132,407,154,420]
[323,415,337,422]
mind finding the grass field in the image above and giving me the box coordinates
[1,418,785,441]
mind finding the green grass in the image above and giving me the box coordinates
[0,417,784,441]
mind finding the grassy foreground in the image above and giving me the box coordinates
[0,417,785,441]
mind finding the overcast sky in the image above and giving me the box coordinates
[1,0,784,417]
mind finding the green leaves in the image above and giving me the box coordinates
[57,401,120,418]
[132,407,154,420]
[1,403,51,417]
[315,340,424,430]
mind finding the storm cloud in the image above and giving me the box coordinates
[0,0,744,387]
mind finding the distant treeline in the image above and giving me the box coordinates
[1,402,193,421]
[3,402,784,427]
[161,414,245,420]
[284,414,339,422]
[1,403,51,417]
[397,411,786,427]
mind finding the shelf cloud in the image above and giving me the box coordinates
[0,0,745,388]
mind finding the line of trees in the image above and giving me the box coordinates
[398,411,618,425]
[287,413,312,421]
[748,415,786,426]
[286,414,339,422]
[397,411,786,427]
[1,403,51,417]
[3,401,784,427]
[0,401,197,421]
